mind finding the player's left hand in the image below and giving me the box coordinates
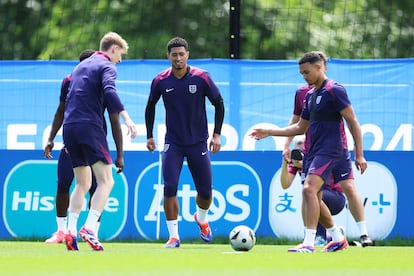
[354,156,367,174]
[146,138,156,151]
[282,147,292,163]
[44,141,54,159]
[209,133,221,154]
[126,122,138,139]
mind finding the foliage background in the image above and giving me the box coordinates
[1,0,414,60]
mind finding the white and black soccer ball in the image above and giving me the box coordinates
[229,225,256,251]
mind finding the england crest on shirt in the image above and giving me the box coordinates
[189,85,197,94]
[316,95,322,104]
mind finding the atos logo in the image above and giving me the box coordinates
[2,160,128,240]
[134,161,262,240]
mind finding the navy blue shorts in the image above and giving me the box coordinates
[303,154,341,187]
[63,123,112,168]
[57,147,73,194]
[331,150,354,183]
[162,141,212,199]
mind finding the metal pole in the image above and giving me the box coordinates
[229,0,240,59]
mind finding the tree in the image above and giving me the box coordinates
[1,0,414,60]
[34,0,230,60]
[0,0,54,59]
[246,0,414,59]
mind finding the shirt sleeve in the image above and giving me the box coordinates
[301,92,311,121]
[331,83,351,112]
[145,78,162,138]
[59,75,71,102]
[102,64,125,114]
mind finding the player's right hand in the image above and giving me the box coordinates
[249,128,270,140]
[115,156,124,173]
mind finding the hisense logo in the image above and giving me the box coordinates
[3,159,127,240]
[11,191,54,211]
[10,191,120,212]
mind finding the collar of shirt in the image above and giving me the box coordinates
[94,51,111,62]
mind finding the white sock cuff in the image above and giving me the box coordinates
[196,206,208,223]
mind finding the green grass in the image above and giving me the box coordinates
[0,241,414,275]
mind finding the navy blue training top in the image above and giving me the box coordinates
[63,52,124,129]
[301,80,351,158]
[147,66,222,146]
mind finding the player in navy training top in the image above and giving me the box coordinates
[44,49,97,244]
[250,51,367,252]
[145,37,225,248]
[283,53,373,247]
[62,32,129,251]
[44,49,138,245]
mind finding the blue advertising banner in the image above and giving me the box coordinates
[0,150,412,241]
[1,58,414,151]
[0,58,413,241]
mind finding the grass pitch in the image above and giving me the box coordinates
[0,241,413,275]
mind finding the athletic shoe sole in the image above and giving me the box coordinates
[79,227,104,251]
[164,238,181,248]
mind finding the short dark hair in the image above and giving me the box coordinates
[167,37,188,53]
[298,51,327,65]
[79,49,95,62]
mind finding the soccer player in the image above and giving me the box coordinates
[63,32,131,251]
[250,51,367,252]
[280,135,346,246]
[282,52,374,247]
[44,49,96,244]
[44,49,138,244]
[145,37,225,248]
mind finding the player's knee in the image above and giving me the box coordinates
[197,185,212,201]
[79,183,92,194]
[103,179,114,191]
[302,186,313,198]
[163,184,177,198]
[342,185,358,199]
[57,182,71,194]
[302,182,319,194]
[340,180,355,191]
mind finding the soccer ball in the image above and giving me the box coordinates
[229,225,256,251]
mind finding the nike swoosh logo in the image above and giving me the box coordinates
[341,172,349,177]
[202,151,207,155]
[166,88,174,93]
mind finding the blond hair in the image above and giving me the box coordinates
[99,32,129,53]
